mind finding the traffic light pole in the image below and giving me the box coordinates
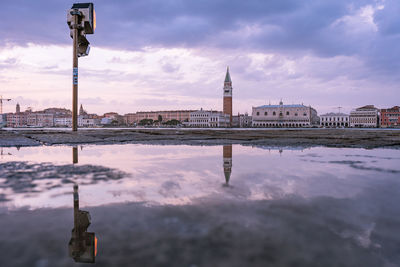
[73,184,80,255]
[72,12,79,131]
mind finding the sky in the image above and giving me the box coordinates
[0,0,399,115]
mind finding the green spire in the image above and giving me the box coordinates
[224,171,231,184]
[224,66,231,83]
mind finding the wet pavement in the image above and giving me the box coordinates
[0,144,399,266]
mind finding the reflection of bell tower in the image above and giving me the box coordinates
[223,67,233,125]
[223,145,232,185]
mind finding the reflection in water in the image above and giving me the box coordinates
[73,146,78,164]
[223,145,232,186]
[68,185,97,263]
[0,147,12,159]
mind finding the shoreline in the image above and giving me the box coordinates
[1,128,400,149]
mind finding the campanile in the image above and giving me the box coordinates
[223,67,233,125]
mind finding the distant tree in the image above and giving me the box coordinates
[139,119,153,126]
[165,119,180,126]
[158,115,163,122]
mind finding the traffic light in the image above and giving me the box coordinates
[69,185,97,263]
[67,3,96,57]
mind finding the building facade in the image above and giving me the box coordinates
[320,113,349,127]
[189,109,230,127]
[380,106,400,128]
[232,113,252,128]
[54,117,72,127]
[349,105,379,128]
[252,101,318,127]
[124,110,196,125]
[27,113,54,127]
[223,67,233,125]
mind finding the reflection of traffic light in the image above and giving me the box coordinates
[69,185,97,263]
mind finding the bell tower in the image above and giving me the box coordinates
[223,145,232,186]
[223,67,233,125]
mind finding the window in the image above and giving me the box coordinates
[286,111,289,115]
[225,90,230,93]
[295,113,298,116]
[264,112,268,115]
[273,111,276,116]
[303,113,307,116]
[256,112,259,116]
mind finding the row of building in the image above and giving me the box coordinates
[1,104,124,128]
[1,68,399,128]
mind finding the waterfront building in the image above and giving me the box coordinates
[189,109,230,127]
[124,110,196,125]
[239,113,252,128]
[54,117,72,127]
[0,114,6,127]
[223,67,233,125]
[380,106,400,128]
[349,105,379,128]
[6,104,27,127]
[27,113,54,127]
[252,101,318,127]
[78,116,100,127]
[320,113,349,127]
[223,145,232,186]
[232,113,253,128]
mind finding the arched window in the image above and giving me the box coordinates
[256,112,259,116]
[264,112,268,116]
[273,111,276,116]
[295,113,298,116]
[286,111,289,115]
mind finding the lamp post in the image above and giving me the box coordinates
[67,3,96,131]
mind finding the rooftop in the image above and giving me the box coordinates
[320,112,349,116]
[256,104,306,108]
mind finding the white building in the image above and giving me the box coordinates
[350,105,379,128]
[320,113,349,127]
[78,117,100,127]
[252,101,318,127]
[54,117,72,127]
[189,109,230,127]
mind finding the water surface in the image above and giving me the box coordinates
[0,144,399,266]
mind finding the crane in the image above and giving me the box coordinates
[337,106,342,114]
[0,95,12,114]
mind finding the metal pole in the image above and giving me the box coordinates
[73,146,78,164]
[73,184,80,255]
[72,13,79,131]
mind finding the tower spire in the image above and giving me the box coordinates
[224,66,231,83]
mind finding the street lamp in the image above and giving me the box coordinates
[67,3,96,131]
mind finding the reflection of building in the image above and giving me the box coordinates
[252,101,318,127]
[380,106,400,128]
[223,67,233,125]
[189,109,230,127]
[350,105,379,128]
[69,185,97,263]
[320,113,349,127]
[223,145,232,185]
